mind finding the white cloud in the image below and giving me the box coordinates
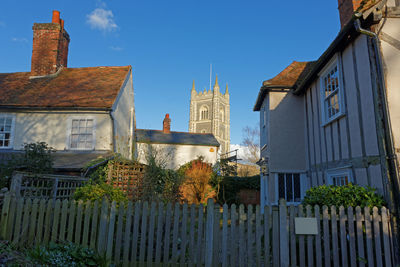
[11,37,28,43]
[86,7,117,31]
[110,46,123,51]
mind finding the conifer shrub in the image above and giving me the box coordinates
[302,184,386,208]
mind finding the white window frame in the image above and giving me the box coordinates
[275,172,307,204]
[66,116,96,151]
[319,54,345,125]
[326,167,353,186]
[0,114,16,149]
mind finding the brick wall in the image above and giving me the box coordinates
[238,189,260,206]
[338,0,364,28]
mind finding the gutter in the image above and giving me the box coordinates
[0,106,112,112]
[354,14,400,263]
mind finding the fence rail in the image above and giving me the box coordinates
[0,194,395,266]
[9,171,87,200]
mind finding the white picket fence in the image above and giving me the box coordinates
[0,194,396,266]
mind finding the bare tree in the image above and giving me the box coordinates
[241,125,260,164]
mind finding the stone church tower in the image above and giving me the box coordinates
[189,76,230,155]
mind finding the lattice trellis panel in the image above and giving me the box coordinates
[107,161,147,201]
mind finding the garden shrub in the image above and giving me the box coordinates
[141,148,183,203]
[73,182,128,204]
[0,241,108,267]
[302,184,386,209]
[0,142,55,189]
[179,158,215,204]
[28,242,108,267]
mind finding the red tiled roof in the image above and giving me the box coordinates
[0,66,131,108]
[358,0,382,13]
[263,61,313,88]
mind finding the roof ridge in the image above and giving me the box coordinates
[136,129,213,135]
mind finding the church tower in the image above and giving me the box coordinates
[189,76,230,155]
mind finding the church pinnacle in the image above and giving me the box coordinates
[191,80,196,92]
[213,75,219,89]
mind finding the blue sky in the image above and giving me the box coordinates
[0,0,340,145]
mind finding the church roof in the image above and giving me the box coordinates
[136,129,220,147]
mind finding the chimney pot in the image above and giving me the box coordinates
[163,114,171,133]
[52,10,60,24]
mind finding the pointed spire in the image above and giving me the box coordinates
[191,80,196,93]
[213,75,219,89]
[225,83,229,95]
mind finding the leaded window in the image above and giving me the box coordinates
[0,115,14,148]
[320,55,344,124]
[70,118,94,150]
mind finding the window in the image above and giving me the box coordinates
[200,106,209,120]
[263,108,267,127]
[220,108,224,122]
[320,55,344,124]
[327,168,352,186]
[278,173,302,203]
[0,115,15,149]
[68,118,95,150]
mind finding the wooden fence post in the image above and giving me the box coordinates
[0,193,11,239]
[51,178,59,200]
[279,199,289,267]
[205,198,214,267]
[10,172,22,198]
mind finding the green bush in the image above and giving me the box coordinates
[73,182,128,204]
[302,184,386,208]
[0,241,108,267]
[142,149,183,203]
[27,242,109,267]
[0,142,55,189]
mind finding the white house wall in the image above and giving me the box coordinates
[10,111,112,151]
[380,17,400,163]
[112,70,135,159]
[136,143,219,170]
[269,91,306,172]
[304,35,384,195]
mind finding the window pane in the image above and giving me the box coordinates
[79,119,86,128]
[286,174,293,202]
[293,174,301,202]
[72,120,79,128]
[278,173,285,200]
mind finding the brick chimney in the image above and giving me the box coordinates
[338,0,364,28]
[163,114,171,133]
[31,10,70,77]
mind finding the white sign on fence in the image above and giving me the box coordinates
[294,217,318,235]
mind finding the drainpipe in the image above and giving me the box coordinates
[109,111,116,153]
[354,15,400,264]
